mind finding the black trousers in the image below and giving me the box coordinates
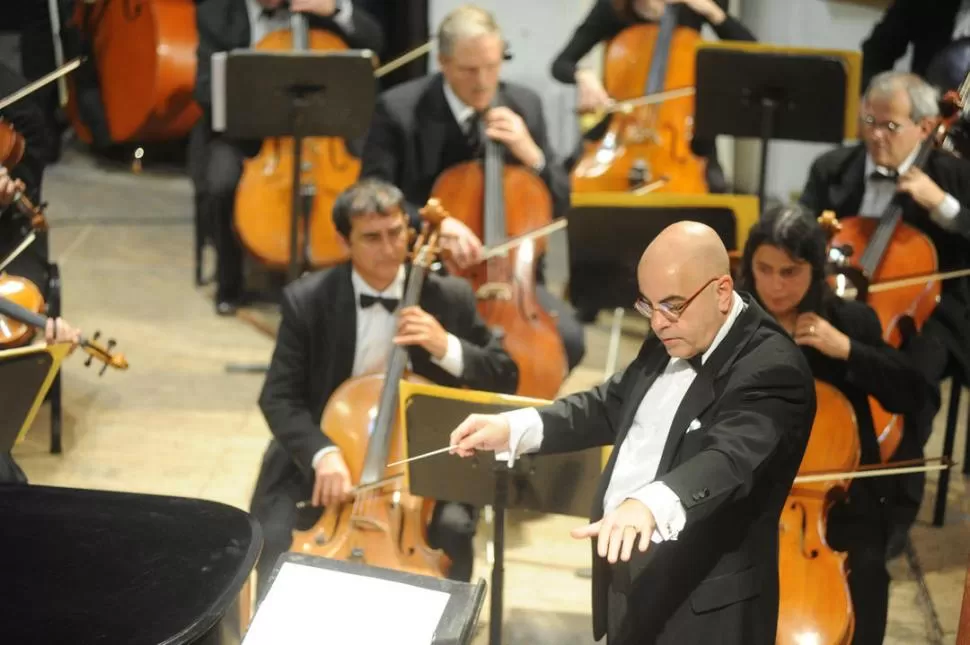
[188,122,246,302]
[827,482,891,645]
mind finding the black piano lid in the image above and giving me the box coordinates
[0,485,261,644]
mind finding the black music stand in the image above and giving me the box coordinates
[219,49,375,373]
[401,383,602,645]
[246,553,486,645]
[0,343,69,454]
[693,45,852,213]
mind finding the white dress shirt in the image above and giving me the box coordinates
[500,291,747,543]
[858,147,962,230]
[244,0,355,46]
[953,0,970,39]
[311,266,465,468]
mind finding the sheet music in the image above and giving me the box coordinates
[242,562,451,645]
[211,52,227,133]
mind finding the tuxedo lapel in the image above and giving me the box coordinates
[833,145,867,215]
[329,265,357,382]
[416,75,459,181]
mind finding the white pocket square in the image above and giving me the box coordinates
[687,419,702,432]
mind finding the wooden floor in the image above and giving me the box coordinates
[10,144,970,644]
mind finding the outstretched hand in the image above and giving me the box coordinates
[570,499,656,564]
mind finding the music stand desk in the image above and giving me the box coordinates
[0,342,69,453]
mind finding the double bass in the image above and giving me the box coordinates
[289,200,449,577]
[430,106,568,400]
[571,5,706,194]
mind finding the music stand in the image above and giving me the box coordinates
[0,343,70,453]
[245,553,486,645]
[566,193,759,374]
[218,48,376,281]
[399,381,602,645]
[692,42,861,213]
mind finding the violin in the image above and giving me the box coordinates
[430,106,568,400]
[288,199,449,577]
[0,121,49,233]
[777,379,859,645]
[570,5,706,194]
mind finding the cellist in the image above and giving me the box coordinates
[736,203,929,645]
[190,0,384,315]
[249,178,518,601]
[799,70,970,555]
[357,3,586,373]
[549,0,756,188]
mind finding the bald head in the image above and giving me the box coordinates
[637,221,734,359]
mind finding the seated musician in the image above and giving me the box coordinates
[191,0,384,315]
[799,70,970,555]
[549,0,757,190]
[737,203,929,645]
[249,178,519,600]
[358,3,586,372]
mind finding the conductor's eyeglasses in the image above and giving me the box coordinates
[635,277,719,323]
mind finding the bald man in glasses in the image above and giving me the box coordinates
[449,221,816,645]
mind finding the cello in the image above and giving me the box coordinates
[777,380,860,645]
[430,106,568,401]
[570,4,706,194]
[288,199,449,577]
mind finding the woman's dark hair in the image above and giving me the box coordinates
[737,202,833,314]
[331,178,406,239]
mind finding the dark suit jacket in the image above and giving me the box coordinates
[251,262,518,517]
[799,143,970,375]
[860,0,961,91]
[358,73,571,221]
[193,0,385,113]
[531,294,816,645]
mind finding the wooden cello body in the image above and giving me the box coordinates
[571,14,707,194]
[232,27,360,271]
[431,123,568,400]
[65,0,202,144]
[777,380,860,645]
[289,202,448,578]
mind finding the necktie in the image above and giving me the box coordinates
[464,112,483,155]
[359,294,399,313]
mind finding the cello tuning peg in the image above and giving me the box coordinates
[39,201,48,211]
[107,339,116,349]
[84,356,92,367]
[92,330,101,341]
[99,364,108,376]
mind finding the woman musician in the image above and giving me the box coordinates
[737,203,932,645]
[550,0,756,190]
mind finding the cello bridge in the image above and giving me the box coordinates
[476,283,512,301]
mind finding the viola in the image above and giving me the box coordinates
[777,379,860,645]
[570,7,707,194]
[430,108,568,400]
[288,199,449,577]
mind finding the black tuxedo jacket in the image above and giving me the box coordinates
[800,143,970,374]
[860,0,961,91]
[193,0,384,113]
[532,295,815,645]
[251,263,518,514]
[358,73,571,221]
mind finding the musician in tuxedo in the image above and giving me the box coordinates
[358,4,586,372]
[250,178,518,600]
[450,221,816,645]
[860,0,967,92]
[190,0,383,314]
[738,204,930,645]
[550,0,757,188]
[799,70,970,554]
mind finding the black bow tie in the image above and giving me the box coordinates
[261,6,281,18]
[687,354,704,371]
[869,169,899,182]
[359,294,399,313]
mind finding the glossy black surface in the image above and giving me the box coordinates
[0,485,261,644]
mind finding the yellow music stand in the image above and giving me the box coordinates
[0,342,70,452]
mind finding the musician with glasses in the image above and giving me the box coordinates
[448,220,816,645]
[799,70,970,556]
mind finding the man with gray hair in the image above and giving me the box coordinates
[358,3,585,374]
[800,70,970,559]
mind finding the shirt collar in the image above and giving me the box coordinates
[442,80,477,130]
[865,143,921,178]
[670,291,746,370]
[351,265,406,300]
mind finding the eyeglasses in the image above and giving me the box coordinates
[860,114,912,135]
[635,277,719,323]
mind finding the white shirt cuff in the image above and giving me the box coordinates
[311,445,341,470]
[332,0,354,32]
[494,407,544,466]
[930,193,961,229]
[629,482,687,544]
[430,333,464,377]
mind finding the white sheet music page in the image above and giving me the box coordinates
[242,561,451,645]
